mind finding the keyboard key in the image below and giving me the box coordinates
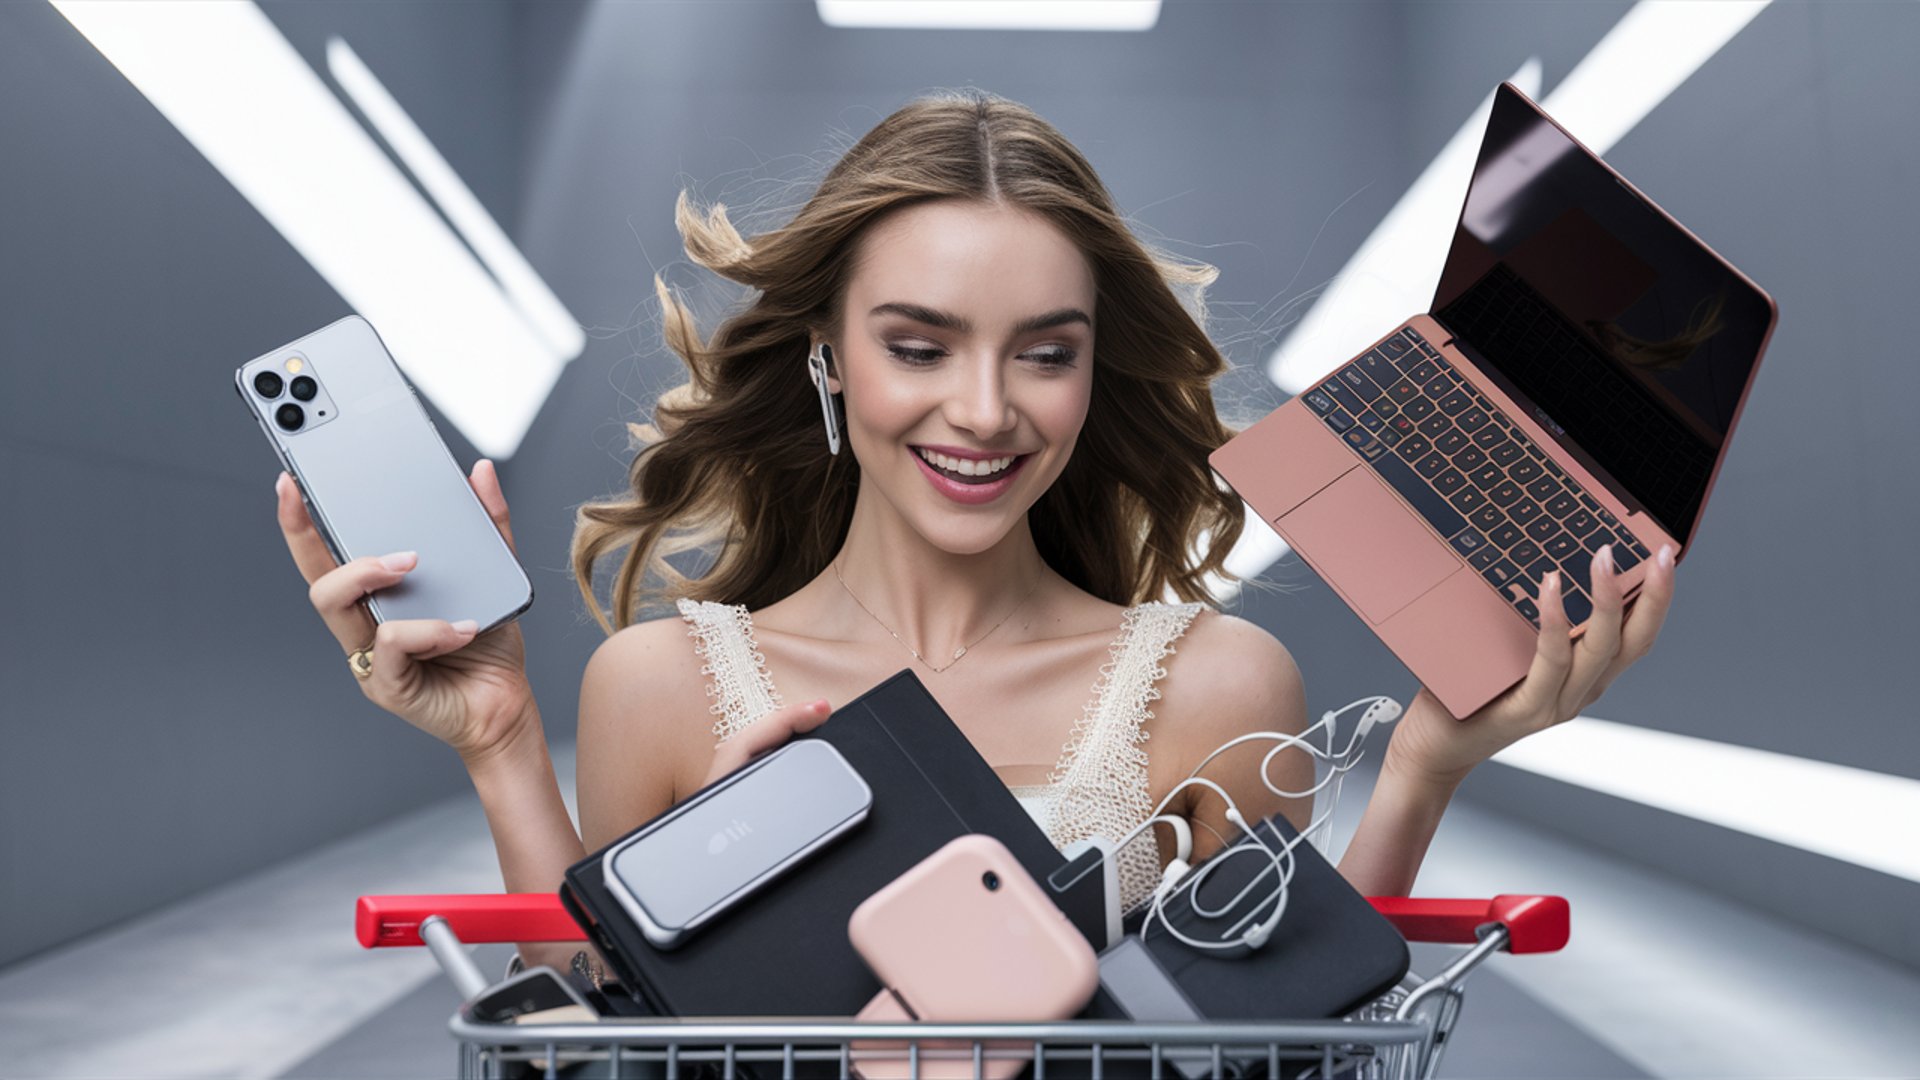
[1543,531,1581,562]
[1305,389,1335,414]
[1386,378,1420,407]
[1408,360,1439,385]
[1560,550,1593,595]
[1470,545,1499,571]
[1358,410,1385,432]
[1456,408,1489,433]
[1544,458,1567,479]
[1610,538,1641,573]
[1326,408,1354,433]
[1397,431,1431,459]
[1597,506,1620,529]
[1564,509,1599,539]
[1508,571,1540,599]
[1340,365,1382,401]
[1448,485,1488,515]
[1473,425,1507,450]
[1509,458,1543,485]
[1526,475,1561,502]
[1433,468,1467,496]
[1491,442,1525,467]
[1515,597,1540,625]
[1434,429,1469,456]
[1483,558,1521,589]
[1470,505,1504,532]
[1525,516,1560,543]
[1489,522,1523,548]
[1382,333,1412,359]
[1418,413,1452,439]
[1358,350,1398,389]
[1561,587,1594,626]
[1388,414,1416,436]
[1489,480,1523,508]
[1404,327,1427,347]
[1470,464,1504,490]
[1378,426,1403,448]
[1507,500,1543,527]
[1414,451,1448,479]
[1403,396,1437,422]
[1421,342,1442,360]
[1455,445,1488,472]
[1525,555,1558,587]
[1449,529,1486,557]
[1509,539,1542,567]
[1370,450,1469,542]
[1579,492,1601,514]
[1545,492,1578,518]
[1324,377,1364,414]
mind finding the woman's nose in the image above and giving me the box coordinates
[945,357,1017,439]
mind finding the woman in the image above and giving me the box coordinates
[273,91,1675,977]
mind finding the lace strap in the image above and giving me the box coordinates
[676,598,785,743]
[1045,600,1207,913]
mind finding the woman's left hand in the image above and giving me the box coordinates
[1384,540,1679,787]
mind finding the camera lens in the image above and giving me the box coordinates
[275,403,305,431]
[253,371,284,398]
[289,375,317,401]
[982,871,1000,892]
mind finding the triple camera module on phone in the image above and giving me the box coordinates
[252,366,322,431]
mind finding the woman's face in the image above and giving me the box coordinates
[825,199,1096,556]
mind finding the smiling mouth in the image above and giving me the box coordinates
[912,446,1029,485]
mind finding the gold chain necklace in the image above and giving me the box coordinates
[831,559,1025,674]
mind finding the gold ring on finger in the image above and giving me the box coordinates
[348,639,375,681]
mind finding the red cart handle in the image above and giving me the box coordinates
[356,892,1567,953]
[1367,894,1568,954]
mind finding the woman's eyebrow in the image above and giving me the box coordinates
[868,302,1091,335]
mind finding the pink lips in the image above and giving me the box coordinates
[910,448,1030,506]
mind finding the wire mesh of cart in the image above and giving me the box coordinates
[355,891,1569,1079]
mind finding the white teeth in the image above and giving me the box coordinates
[917,448,1017,477]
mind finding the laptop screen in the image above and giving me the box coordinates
[1431,83,1774,549]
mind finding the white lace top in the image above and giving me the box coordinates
[677,597,1207,915]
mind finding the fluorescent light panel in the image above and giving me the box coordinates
[325,37,585,364]
[51,0,564,459]
[1494,717,1920,884]
[818,0,1160,31]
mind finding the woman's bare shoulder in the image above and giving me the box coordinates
[1160,609,1309,743]
[578,610,714,749]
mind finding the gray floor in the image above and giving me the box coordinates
[4,748,1916,1079]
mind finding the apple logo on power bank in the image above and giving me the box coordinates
[708,818,754,854]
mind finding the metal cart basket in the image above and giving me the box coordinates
[356,892,1567,1079]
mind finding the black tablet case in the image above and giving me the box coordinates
[1099,812,1411,1023]
[560,668,1107,1019]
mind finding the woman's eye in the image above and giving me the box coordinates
[1023,348,1078,368]
[886,344,945,365]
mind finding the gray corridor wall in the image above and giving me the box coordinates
[3,0,1914,973]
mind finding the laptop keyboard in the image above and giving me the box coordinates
[1300,327,1651,629]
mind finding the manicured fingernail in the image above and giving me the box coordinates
[275,471,288,495]
[380,551,417,571]
[451,619,478,634]
[1659,544,1674,569]
[813,699,830,713]
[1598,544,1614,574]
[1546,571,1560,592]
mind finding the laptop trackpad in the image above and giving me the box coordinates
[1278,467,1459,624]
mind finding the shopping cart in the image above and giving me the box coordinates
[355,891,1568,1079]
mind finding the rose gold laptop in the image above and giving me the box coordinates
[1210,82,1777,719]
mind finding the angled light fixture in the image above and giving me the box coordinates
[818,1,1160,31]
[49,0,580,460]
[1494,717,1920,885]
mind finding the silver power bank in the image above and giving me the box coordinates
[603,739,872,950]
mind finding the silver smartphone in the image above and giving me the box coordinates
[603,739,872,950]
[236,315,533,632]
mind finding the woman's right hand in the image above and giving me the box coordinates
[699,698,834,787]
[275,459,536,765]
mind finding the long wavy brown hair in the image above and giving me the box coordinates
[571,90,1248,634]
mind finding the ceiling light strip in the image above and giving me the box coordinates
[50,0,560,459]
